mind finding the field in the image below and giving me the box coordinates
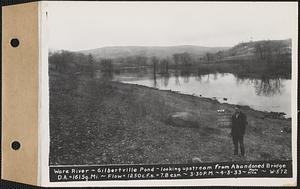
[49,72,291,165]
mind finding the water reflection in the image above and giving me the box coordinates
[159,72,170,87]
[112,68,291,117]
[254,78,283,97]
[236,77,284,97]
[174,70,180,86]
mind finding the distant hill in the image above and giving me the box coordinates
[220,39,292,61]
[79,45,230,60]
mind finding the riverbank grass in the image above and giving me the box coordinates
[49,75,291,165]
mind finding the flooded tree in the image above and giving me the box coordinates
[216,51,224,61]
[205,52,214,64]
[160,59,170,74]
[151,56,159,87]
[173,54,181,69]
[173,52,193,69]
[181,52,192,68]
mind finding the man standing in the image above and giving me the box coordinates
[231,106,247,156]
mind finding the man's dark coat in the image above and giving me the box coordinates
[231,112,247,136]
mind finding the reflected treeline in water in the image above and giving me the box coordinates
[152,67,188,87]
[180,69,192,83]
[236,76,284,97]
[174,70,180,86]
[152,67,220,86]
[152,57,158,88]
[95,59,287,98]
[254,78,283,97]
[148,65,287,97]
[159,72,170,87]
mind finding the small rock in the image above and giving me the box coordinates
[167,112,199,128]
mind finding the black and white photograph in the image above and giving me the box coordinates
[44,1,297,186]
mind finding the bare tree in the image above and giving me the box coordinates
[160,59,169,73]
[173,53,192,68]
[205,53,214,63]
[151,56,159,87]
[173,54,181,69]
[216,51,223,61]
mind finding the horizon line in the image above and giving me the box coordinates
[49,38,292,52]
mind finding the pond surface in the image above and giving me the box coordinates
[96,70,291,117]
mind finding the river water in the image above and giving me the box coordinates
[96,70,291,117]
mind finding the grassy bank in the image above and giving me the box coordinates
[49,73,291,165]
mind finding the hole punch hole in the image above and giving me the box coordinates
[11,141,21,150]
[10,38,20,48]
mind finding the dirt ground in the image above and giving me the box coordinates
[49,74,292,165]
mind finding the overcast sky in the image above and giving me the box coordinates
[46,2,297,51]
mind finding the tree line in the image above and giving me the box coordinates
[49,50,114,74]
[49,39,291,78]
